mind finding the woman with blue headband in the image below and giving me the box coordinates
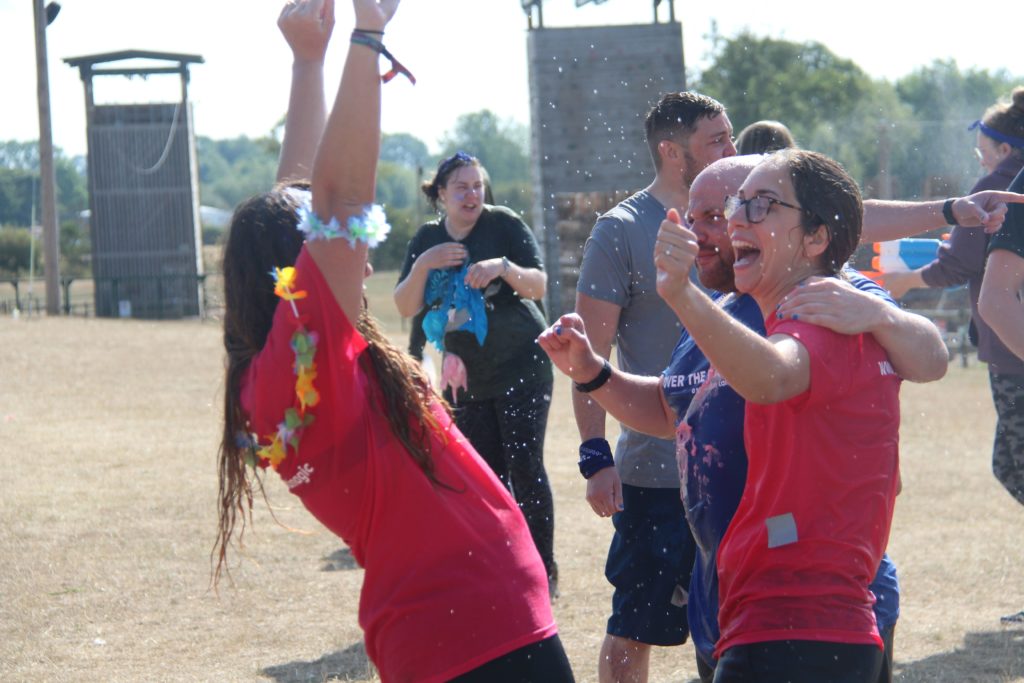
[886,87,1024,625]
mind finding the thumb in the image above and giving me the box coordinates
[667,207,682,225]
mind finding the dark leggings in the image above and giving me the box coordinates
[712,639,883,683]
[449,634,575,682]
[990,370,1024,506]
[449,382,556,579]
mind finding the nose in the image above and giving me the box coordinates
[724,137,737,158]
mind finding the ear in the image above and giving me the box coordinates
[996,141,1013,160]
[658,139,680,166]
[802,222,830,260]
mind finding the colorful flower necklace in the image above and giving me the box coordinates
[240,202,390,471]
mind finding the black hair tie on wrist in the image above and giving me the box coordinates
[943,198,959,227]
[574,359,613,393]
[350,30,416,85]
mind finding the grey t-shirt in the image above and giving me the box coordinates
[577,189,682,488]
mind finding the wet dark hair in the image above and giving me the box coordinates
[420,151,491,211]
[981,86,1024,161]
[644,91,726,171]
[735,120,797,155]
[214,182,450,585]
[775,149,863,275]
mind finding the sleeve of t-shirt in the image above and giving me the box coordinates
[500,209,544,271]
[577,214,631,308]
[771,319,857,411]
[846,269,896,306]
[397,227,426,284]
[242,247,369,445]
[988,167,1024,259]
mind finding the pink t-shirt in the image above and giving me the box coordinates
[714,318,901,658]
[241,248,556,683]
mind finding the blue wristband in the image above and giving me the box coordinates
[578,438,615,479]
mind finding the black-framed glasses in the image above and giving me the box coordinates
[724,194,810,224]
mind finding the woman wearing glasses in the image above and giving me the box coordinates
[650,149,899,682]
[394,153,558,594]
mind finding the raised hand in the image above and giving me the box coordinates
[352,0,400,32]
[655,208,699,304]
[536,313,605,384]
[279,0,335,63]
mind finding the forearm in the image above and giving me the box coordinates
[861,199,946,244]
[308,34,382,323]
[586,372,675,439]
[981,290,1024,360]
[394,263,429,317]
[276,59,327,182]
[502,264,546,300]
[979,250,1024,360]
[664,286,806,404]
[871,307,948,382]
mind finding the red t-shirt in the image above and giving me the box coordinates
[241,248,556,683]
[714,318,901,658]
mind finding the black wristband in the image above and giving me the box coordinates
[578,438,615,479]
[354,27,384,35]
[942,198,959,227]
[574,359,612,393]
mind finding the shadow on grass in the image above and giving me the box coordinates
[261,641,373,682]
[895,628,1024,682]
[321,547,358,572]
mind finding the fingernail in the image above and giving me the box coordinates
[555,325,563,335]
[776,312,783,319]
[792,313,799,320]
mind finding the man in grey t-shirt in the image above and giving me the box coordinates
[573,91,735,683]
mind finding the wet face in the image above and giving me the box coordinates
[439,165,485,228]
[727,159,823,301]
[685,172,736,292]
[681,113,737,186]
[975,131,1009,175]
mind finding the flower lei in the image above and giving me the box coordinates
[296,203,391,248]
[238,202,391,471]
[239,266,321,470]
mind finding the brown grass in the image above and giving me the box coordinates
[0,271,1022,682]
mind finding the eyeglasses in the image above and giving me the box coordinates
[724,194,810,224]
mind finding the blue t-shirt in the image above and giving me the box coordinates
[661,272,900,667]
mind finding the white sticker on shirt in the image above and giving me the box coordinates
[765,512,798,548]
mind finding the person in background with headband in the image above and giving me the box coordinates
[394,151,559,598]
[886,93,1024,619]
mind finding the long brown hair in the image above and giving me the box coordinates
[213,183,450,586]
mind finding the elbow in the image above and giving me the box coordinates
[977,290,997,328]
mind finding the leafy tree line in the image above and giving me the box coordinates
[2,31,1018,277]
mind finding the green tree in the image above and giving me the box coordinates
[696,31,871,147]
[381,133,431,169]
[0,140,88,226]
[893,61,1019,197]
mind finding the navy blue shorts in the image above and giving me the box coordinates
[605,483,696,646]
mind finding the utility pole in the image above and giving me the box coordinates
[33,0,61,315]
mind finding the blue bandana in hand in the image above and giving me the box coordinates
[422,263,488,352]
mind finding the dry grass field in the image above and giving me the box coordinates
[1,270,1022,682]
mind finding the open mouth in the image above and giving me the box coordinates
[731,239,761,268]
